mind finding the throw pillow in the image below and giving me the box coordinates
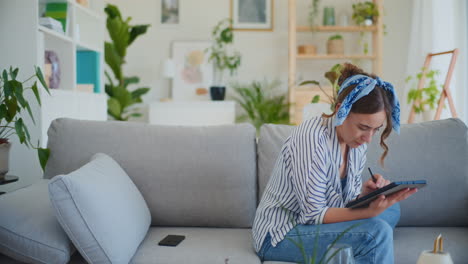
[0,180,73,264]
[48,153,151,264]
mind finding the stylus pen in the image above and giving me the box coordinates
[368,167,377,183]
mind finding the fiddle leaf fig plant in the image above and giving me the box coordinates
[0,66,50,170]
[104,4,151,121]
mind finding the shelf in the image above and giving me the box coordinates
[297,25,378,32]
[38,25,73,43]
[297,54,376,60]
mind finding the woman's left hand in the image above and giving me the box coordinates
[361,173,390,196]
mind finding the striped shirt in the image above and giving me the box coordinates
[252,116,367,252]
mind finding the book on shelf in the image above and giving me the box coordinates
[45,3,68,34]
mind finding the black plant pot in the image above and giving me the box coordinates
[210,86,226,101]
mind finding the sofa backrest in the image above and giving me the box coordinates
[257,118,468,227]
[44,118,257,228]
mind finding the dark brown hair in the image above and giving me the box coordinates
[324,63,393,166]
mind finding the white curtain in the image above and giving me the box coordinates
[403,0,467,123]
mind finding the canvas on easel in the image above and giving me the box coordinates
[408,49,459,124]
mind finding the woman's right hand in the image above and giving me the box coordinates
[366,188,418,217]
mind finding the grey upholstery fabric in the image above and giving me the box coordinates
[393,227,468,264]
[257,124,294,201]
[257,119,468,227]
[130,227,260,264]
[48,153,151,264]
[365,118,468,227]
[44,118,257,228]
[0,180,73,264]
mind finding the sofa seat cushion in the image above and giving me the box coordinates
[130,227,260,264]
[394,227,468,264]
[48,153,151,264]
[0,180,73,264]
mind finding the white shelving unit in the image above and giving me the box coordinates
[0,0,107,190]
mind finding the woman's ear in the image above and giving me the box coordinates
[334,103,341,112]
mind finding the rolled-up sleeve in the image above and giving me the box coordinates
[289,124,329,225]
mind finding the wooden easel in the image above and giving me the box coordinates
[408,49,459,123]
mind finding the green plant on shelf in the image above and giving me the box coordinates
[328,34,343,41]
[308,0,321,28]
[104,4,151,121]
[231,79,289,133]
[352,2,379,26]
[406,68,442,114]
[0,67,50,170]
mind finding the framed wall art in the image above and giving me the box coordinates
[161,0,179,24]
[171,41,213,101]
[230,0,273,31]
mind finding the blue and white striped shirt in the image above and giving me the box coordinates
[252,116,367,252]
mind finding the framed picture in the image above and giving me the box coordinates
[230,0,273,31]
[161,0,179,24]
[172,41,213,101]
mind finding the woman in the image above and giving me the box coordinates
[252,63,418,264]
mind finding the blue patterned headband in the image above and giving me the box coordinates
[334,74,400,134]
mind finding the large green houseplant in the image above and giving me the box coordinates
[231,79,289,133]
[0,66,50,177]
[206,18,241,100]
[104,4,150,121]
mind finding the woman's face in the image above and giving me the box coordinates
[336,111,386,148]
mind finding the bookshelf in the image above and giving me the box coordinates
[0,0,107,190]
[288,0,384,124]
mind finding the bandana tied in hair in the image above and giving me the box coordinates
[334,74,400,134]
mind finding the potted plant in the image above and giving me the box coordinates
[231,79,289,133]
[406,68,441,121]
[0,66,50,179]
[104,4,151,121]
[352,1,379,26]
[206,18,242,101]
[300,63,343,110]
[327,34,344,55]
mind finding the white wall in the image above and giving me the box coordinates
[105,0,412,114]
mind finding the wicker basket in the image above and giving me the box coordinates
[297,45,317,55]
[327,39,344,55]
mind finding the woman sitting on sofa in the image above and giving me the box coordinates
[252,63,418,264]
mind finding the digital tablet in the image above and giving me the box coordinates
[345,180,427,209]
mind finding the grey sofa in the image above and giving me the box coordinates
[0,118,467,264]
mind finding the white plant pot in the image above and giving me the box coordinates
[417,250,453,264]
[422,109,437,122]
[0,142,11,180]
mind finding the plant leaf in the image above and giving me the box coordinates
[38,148,50,171]
[31,81,42,106]
[35,66,50,93]
[128,24,150,46]
[123,76,139,88]
[131,87,150,99]
[15,118,26,144]
[107,97,122,120]
[105,42,123,82]
[311,95,320,103]
[299,80,320,86]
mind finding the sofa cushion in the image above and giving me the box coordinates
[365,118,468,227]
[130,227,261,264]
[48,153,151,264]
[44,118,257,228]
[257,119,468,227]
[0,180,73,264]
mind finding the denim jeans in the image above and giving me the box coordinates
[257,203,400,264]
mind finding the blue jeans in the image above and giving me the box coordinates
[257,203,400,264]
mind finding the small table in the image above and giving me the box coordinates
[0,175,19,195]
